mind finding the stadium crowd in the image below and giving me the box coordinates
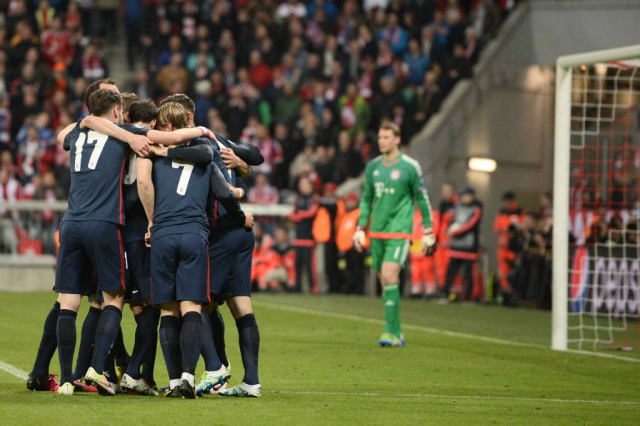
[0,0,566,306]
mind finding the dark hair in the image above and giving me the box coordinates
[503,191,516,201]
[84,78,117,113]
[128,100,158,125]
[88,89,123,117]
[159,93,195,114]
[121,92,139,115]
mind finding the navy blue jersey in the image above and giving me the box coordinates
[150,147,212,241]
[207,135,241,230]
[63,122,144,225]
[121,124,151,243]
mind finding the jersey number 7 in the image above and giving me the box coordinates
[74,130,109,172]
[172,161,194,195]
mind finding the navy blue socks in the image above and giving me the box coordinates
[236,313,260,385]
[31,301,60,377]
[56,309,77,385]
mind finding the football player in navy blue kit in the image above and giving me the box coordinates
[55,89,151,396]
[137,102,253,399]
[157,94,265,397]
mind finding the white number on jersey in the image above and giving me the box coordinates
[216,140,233,180]
[374,182,385,198]
[123,152,137,185]
[74,130,109,172]
[172,161,194,196]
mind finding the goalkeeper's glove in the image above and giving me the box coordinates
[422,228,437,256]
[353,226,366,252]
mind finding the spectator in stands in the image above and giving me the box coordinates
[312,182,342,293]
[249,124,283,179]
[333,130,364,184]
[81,42,108,81]
[247,172,279,235]
[31,170,65,254]
[494,191,524,297]
[442,187,482,301]
[289,176,319,293]
[412,71,443,131]
[537,191,552,221]
[264,226,297,292]
[40,16,73,68]
[338,82,371,136]
[335,192,366,294]
[156,52,188,94]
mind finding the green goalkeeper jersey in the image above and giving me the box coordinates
[357,152,434,239]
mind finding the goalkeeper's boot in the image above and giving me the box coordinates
[27,373,59,391]
[220,382,261,398]
[378,332,394,347]
[388,333,406,347]
[121,373,158,396]
[195,365,231,396]
[85,367,116,396]
[56,382,74,396]
[177,379,197,399]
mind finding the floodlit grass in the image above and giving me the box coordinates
[0,292,638,425]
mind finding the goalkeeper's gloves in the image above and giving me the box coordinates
[353,226,366,252]
[422,228,437,256]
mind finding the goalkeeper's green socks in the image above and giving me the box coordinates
[382,283,402,337]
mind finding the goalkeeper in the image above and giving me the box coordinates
[354,123,436,347]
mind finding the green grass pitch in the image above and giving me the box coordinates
[0,292,638,425]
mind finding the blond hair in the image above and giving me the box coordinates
[156,102,190,129]
[379,122,401,137]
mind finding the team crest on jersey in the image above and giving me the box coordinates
[390,170,400,180]
[373,170,379,176]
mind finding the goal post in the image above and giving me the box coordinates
[553,45,640,352]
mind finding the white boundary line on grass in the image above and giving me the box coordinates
[2,360,637,407]
[253,301,640,363]
[269,390,640,406]
[0,360,28,380]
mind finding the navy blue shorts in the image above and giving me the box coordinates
[150,233,210,305]
[209,228,254,304]
[55,220,127,296]
[125,241,151,303]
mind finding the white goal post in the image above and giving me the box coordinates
[553,44,640,351]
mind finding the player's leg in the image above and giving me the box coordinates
[72,296,101,392]
[221,296,262,398]
[462,259,475,301]
[121,241,158,395]
[175,233,210,399]
[373,239,409,346]
[27,294,61,391]
[112,327,130,382]
[197,303,228,396]
[220,229,261,398]
[54,221,92,395]
[159,303,182,396]
[442,257,462,299]
[84,222,127,396]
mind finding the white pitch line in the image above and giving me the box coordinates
[253,301,640,363]
[2,358,637,406]
[0,360,28,380]
[269,390,640,406]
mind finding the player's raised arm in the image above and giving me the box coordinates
[57,123,76,146]
[409,161,437,256]
[152,139,214,165]
[80,115,152,157]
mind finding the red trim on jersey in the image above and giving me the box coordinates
[292,238,315,247]
[117,227,126,289]
[449,207,481,236]
[449,250,478,260]
[206,248,211,303]
[211,200,219,228]
[369,231,411,240]
[382,158,400,167]
[119,156,128,225]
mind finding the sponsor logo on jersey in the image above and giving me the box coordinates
[390,170,400,180]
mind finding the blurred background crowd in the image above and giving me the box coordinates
[0,0,588,309]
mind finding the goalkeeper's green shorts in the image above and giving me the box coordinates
[370,238,411,272]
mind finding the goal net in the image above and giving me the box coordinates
[553,46,640,352]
